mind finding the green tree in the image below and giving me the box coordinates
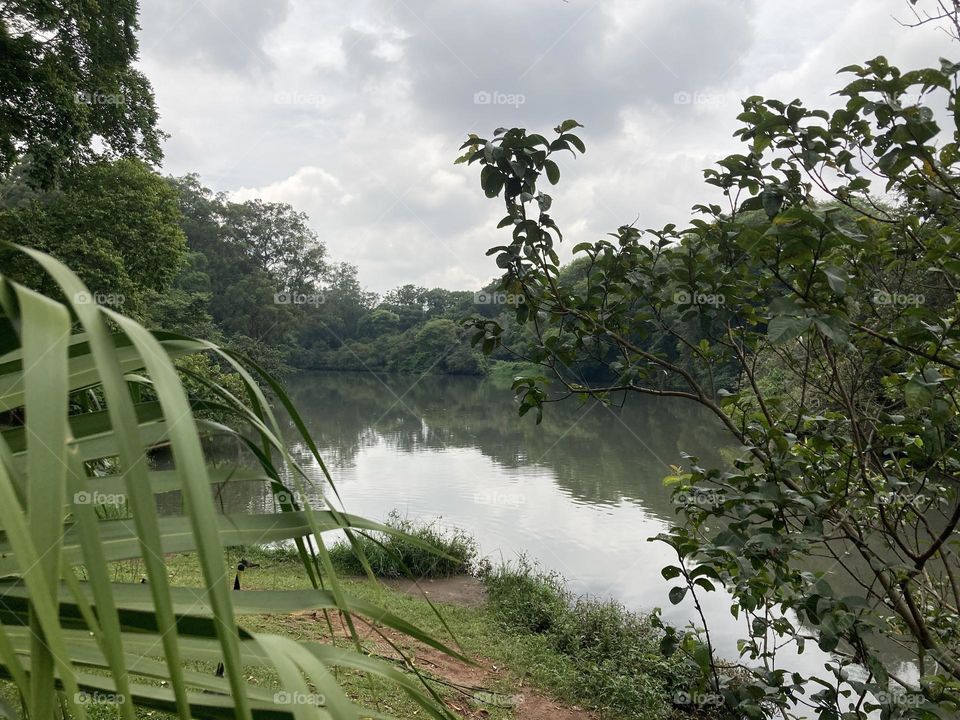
[0,159,186,318]
[0,1,163,186]
[358,308,402,338]
[221,199,327,293]
[168,176,326,354]
[461,63,960,720]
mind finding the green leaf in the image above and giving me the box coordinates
[820,266,847,294]
[904,375,934,408]
[480,166,504,198]
[767,316,812,344]
[554,119,583,133]
[544,159,560,185]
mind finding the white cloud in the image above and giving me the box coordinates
[138,0,956,291]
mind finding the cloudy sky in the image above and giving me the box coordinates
[137,0,952,293]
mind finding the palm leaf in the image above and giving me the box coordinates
[0,245,461,720]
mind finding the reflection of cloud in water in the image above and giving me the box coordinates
[184,371,916,708]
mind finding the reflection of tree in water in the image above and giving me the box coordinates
[281,372,735,515]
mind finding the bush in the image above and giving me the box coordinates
[328,511,477,578]
[482,559,706,719]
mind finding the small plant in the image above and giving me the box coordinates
[328,511,478,578]
[481,559,708,719]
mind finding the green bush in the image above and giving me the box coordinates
[328,511,477,578]
[483,559,704,719]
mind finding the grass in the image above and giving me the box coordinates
[326,510,478,578]
[158,550,703,720]
[3,517,715,720]
[481,559,702,719]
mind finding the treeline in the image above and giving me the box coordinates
[0,157,736,385]
[0,161,490,376]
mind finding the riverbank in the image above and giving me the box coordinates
[148,546,708,720]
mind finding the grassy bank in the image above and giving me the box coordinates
[152,549,701,720]
[6,518,713,720]
[326,510,479,578]
[482,560,700,718]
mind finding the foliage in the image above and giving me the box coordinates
[0,159,186,319]
[0,2,163,186]
[328,511,478,578]
[460,59,960,720]
[482,560,707,719]
[0,245,464,720]
[168,175,487,375]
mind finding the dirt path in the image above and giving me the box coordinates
[295,576,597,720]
[379,575,489,608]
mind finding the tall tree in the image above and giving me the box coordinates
[0,0,163,186]
[461,59,960,718]
[0,159,186,318]
[221,199,327,293]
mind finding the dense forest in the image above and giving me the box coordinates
[0,164,726,385]
[0,165,492,375]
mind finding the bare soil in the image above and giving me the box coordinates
[294,576,597,720]
[380,575,489,608]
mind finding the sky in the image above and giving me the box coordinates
[137,0,953,293]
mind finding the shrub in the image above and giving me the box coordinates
[482,559,705,719]
[328,511,477,578]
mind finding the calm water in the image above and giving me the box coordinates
[198,370,916,686]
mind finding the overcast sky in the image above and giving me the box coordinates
[137,0,952,293]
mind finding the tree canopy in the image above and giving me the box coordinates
[460,56,960,720]
[0,0,163,187]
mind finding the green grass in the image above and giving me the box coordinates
[481,559,703,720]
[326,511,478,578]
[2,532,713,720]
[22,548,710,720]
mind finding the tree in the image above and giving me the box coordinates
[358,308,402,338]
[221,199,327,293]
[0,1,163,187]
[461,63,960,720]
[168,176,329,353]
[0,159,186,319]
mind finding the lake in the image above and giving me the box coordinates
[200,370,916,687]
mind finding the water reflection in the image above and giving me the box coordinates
[181,371,897,690]
[281,371,735,514]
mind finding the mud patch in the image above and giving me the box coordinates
[380,575,488,608]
